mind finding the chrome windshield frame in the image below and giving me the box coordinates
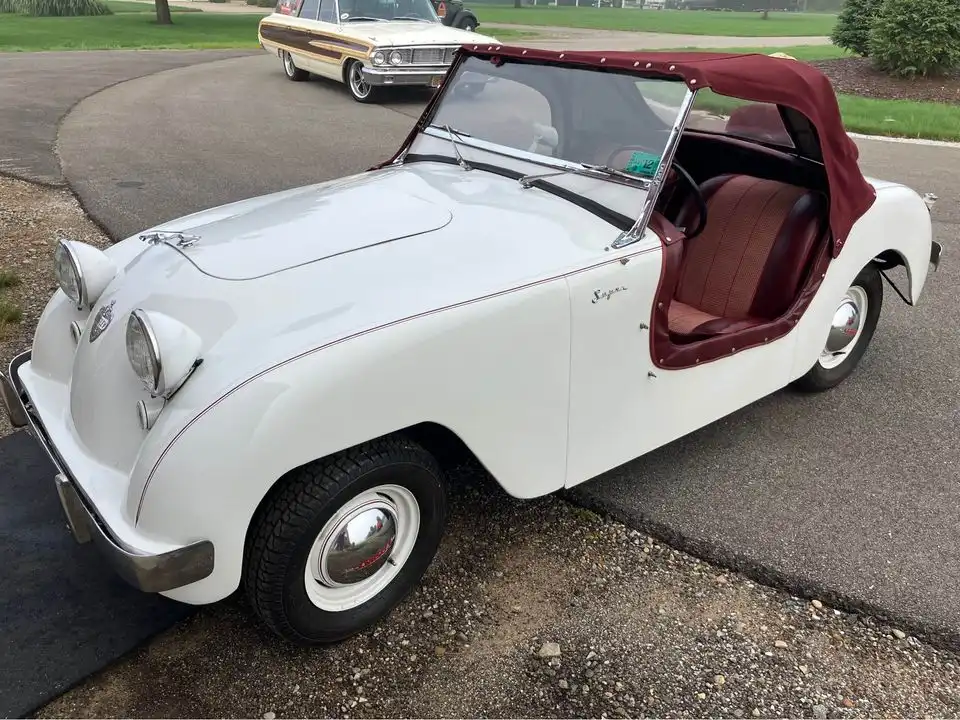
[611,86,697,249]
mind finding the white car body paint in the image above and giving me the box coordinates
[9,55,937,608]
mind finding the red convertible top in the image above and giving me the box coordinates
[457,45,876,255]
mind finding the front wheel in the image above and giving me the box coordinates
[345,60,382,103]
[244,437,448,645]
[792,263,883,393]
[459,17,477,30]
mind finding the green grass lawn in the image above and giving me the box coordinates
[0,10,263,50]
[478,6,836,36]
[670,43,849,60]
[657,46,960,142]
[0,3,533,51]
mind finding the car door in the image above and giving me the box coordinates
[562,229,798,488]
[308,0,350,80]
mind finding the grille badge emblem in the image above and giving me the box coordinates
[89,300,116,343]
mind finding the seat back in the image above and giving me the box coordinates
[675,174,826,322]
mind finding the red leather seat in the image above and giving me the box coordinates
[667,174,827,340]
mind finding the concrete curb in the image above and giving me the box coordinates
[847,132,960,148]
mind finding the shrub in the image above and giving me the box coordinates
[17,0,112,14]
[869,0,960,77]
[830,0,880,56]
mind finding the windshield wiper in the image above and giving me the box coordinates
[519,163,651,189]
[441,124,472,171]
[392,14,430,20]
[344,16,387,21]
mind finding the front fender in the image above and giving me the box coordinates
[136,279,571,604]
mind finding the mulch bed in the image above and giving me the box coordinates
[807,57,960,105]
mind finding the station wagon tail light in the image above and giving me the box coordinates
[54,239,118,311]
[125,309,202,399]
[372,50,386,65]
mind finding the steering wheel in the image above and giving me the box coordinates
[604,146,708,240]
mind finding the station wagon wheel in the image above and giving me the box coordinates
[345,60,381,103]
[244,437,447,645]
[792,263,883,393]
[281,50,309,82]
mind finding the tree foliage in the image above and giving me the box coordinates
[6,0,111,14]
[830,0,880,56]
[869,0,960,77]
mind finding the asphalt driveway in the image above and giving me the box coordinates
[3,50,956,651]
[0,49,256,185]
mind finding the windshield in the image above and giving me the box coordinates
[339,0,439,21]
[426,56,692,181]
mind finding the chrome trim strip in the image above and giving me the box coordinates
[7,350,215,593]
[611,86,697,249]
[138,243,664,522]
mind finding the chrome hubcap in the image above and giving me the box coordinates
[304,484,420,611]
[284,52,295,76]
[819,285,867,369]
[350,64,370,98]
[318,503,397,587]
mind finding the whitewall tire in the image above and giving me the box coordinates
[244,437,448,645]
[792,263,883,393]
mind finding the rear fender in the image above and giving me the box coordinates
[788,183,935,380]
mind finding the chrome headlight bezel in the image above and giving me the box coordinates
[388,50,403,65]
[53,238,120,312]
[54,240,84,309]
[372,50,386,65]
[126,309,162,394]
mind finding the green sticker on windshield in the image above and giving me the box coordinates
[624,151,661,178]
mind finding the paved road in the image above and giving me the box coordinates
[0,48,941,651]
[0,50,257,185]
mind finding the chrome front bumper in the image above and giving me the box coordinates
[1,350,214,594]
[361,65,447,87]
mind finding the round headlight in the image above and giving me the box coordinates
[126,310,161,393]
[53,239,119,311]
[373,50,386,65]
[125,309,202,399]
[54,240,82,307]
[389,50,403,65]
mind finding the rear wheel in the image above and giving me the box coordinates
[244,437,448,645]
[792,263,883,393]
[281,50,309,82]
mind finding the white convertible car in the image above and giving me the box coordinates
[258,0,498,102]
[2,46,943,645]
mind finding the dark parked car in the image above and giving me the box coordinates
[431,0,480,30]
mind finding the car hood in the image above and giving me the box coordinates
[339,21,497,46]
[148,163,615,282]
[153,172,456,281]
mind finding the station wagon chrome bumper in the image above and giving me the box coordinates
[361,65,447,87]
[1,350,214,594]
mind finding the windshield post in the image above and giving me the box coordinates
[333,0,341,25]
[611,86,697,250]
